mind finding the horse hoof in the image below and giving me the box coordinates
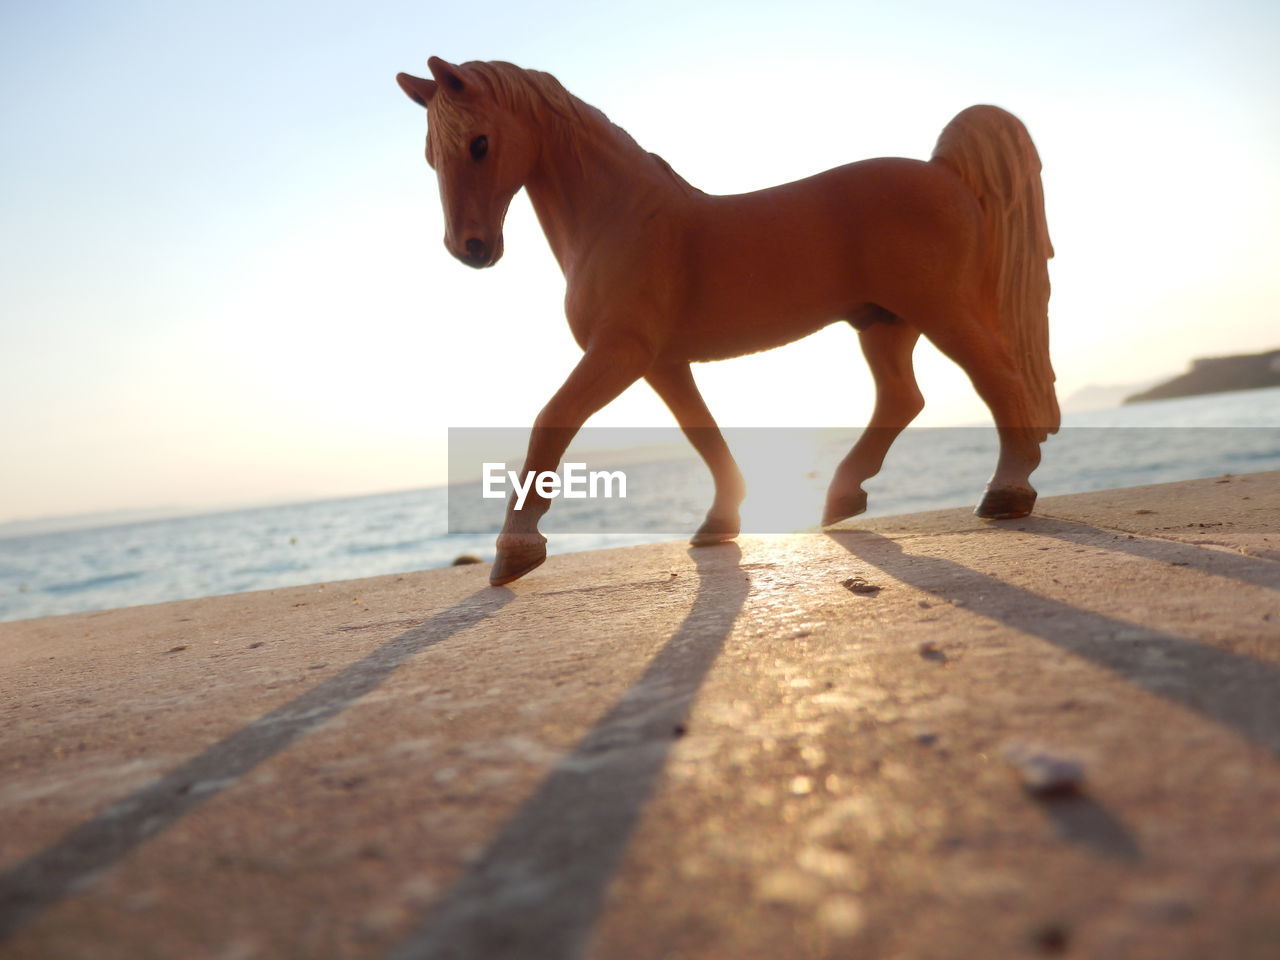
[822,490,868,526]
[690,514,739,547]
[975,487,1036,520]
[490,537,547,586]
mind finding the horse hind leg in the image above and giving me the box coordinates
[646,362,745,546]
[823,319,924,525]
[920,307,1044,519]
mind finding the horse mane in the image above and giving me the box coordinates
[434,61,693,188]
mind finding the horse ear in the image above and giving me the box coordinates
[427,56,471,95]
[396,72,437,108]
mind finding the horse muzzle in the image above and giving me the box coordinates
[449,234,503,269]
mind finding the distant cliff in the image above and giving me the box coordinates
[1124,348,1280,404]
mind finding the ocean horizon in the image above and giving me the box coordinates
[3,386,1278,624]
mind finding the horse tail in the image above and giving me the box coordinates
[932,105,1059,435]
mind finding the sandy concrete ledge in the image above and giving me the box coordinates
[1,471,1278,959]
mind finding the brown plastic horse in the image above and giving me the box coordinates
[396,58,1058,586]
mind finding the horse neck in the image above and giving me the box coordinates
[523,109,687,274]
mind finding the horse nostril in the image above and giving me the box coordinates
[465,237,487,262]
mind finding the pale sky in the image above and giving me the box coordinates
[2,0,1277,523]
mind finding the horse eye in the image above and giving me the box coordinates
[470,135,488,161]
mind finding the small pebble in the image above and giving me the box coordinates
[918,641,947,662]
[841,576,880,595]
[1030,921,1071,954]
[451,554,482,566]
[1004,742,1085,796]
[165,645,187,654]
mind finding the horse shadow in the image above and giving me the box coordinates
[1019,514,1280,591]
[826,523,1280,865]
[825,526,1280,756]
[387,543,749,960]
[0,586,516,943]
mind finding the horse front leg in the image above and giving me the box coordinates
[824,321,924,525]
[491,334,655,586]
[645,362,745,546]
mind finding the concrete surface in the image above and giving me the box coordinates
[1,471,1278,960]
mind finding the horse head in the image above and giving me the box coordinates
[396,57,537,269]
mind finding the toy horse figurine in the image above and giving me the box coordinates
[396,58,1058,586]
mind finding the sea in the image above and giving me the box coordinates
[2,386,1278,624]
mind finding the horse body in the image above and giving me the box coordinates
[396,58,1057,586]
[670,158,986,363]
[522,123,986,364]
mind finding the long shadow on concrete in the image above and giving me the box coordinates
[828,529,1280,756]
[387,543,750,960]
[828,527,1280,864]
[0,587,513,943]
[1026,514,1280,591]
